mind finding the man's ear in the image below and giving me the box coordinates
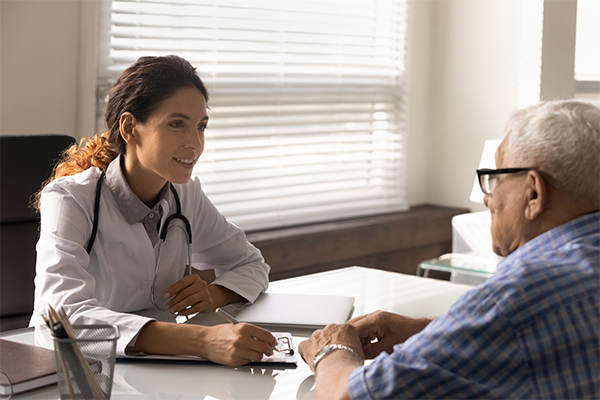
[524,170,548,220]
[119,112,137,145]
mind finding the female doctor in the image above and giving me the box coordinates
[29,55,278,366]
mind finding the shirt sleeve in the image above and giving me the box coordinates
[347,284,529,399]
[186,178,270,304]
[30,177,155,356]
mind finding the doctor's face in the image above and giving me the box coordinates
[127,86,208,190]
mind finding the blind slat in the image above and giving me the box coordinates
[99,0,409,230]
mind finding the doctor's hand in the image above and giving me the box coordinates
[348,311,433,359]
[201,323,278,366]
[164,274,215,315]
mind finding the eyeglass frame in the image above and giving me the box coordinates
[476,167,535,195]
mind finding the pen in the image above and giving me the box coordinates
[215,307,240,324]
[215,307,284,353]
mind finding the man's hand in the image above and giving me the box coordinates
[298,323,364,372]
[349,311,432,359]
[299,324,364,400]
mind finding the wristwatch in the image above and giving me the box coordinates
[312,344,363,371]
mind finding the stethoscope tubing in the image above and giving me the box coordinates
[151,221,193,311]
[87,172,193,312]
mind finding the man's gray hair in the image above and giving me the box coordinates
[504,99,600,205]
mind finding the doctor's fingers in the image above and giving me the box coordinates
[201,325,272,366]
[167,289,215,315]
[165,281,214,314]
[215,325,276,364]
[219,346,268,366]
[241,324,278,348]
[233,325,278,357]
[164,274,208,299]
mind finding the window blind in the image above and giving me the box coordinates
[99,0,409,231]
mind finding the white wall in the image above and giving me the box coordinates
[406,0,580,211]
[0,0,581,213]
[409,0,527,211]
[0,0,81,137]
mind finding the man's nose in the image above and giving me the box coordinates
[483,193,491,208]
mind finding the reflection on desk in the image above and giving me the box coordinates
[4,266,472,400]
[116,363,278,399]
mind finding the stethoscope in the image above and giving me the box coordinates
[86,172,192,312]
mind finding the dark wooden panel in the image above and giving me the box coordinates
[247,204,470,281]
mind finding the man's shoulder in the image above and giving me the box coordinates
[494,212,599,290]
[485,236,599,326]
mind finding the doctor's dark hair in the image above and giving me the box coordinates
[34,55,209,211]
[104,55,209,155]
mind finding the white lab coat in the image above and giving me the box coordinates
[30,167,269,355]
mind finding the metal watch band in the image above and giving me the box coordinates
[312,344,363,371]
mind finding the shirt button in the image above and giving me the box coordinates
[140,281,150,290]
[148,212,155,218]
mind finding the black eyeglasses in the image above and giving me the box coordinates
[476,168,534,195]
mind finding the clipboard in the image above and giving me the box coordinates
[116,333,297,368]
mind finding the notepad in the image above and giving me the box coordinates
[0,339,58,396]
[117,332,297,367]
[235,293,355,329]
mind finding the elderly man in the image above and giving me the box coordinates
[298,99,600,399]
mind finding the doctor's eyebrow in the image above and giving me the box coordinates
[168,113,209,123]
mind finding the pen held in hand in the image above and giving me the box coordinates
[215,308,284,353]
[215,307,240,324]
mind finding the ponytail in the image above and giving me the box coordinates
[33,131,120,212]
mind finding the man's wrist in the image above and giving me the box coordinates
[312,344,363,372]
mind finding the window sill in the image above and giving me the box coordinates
[247,204,470,281]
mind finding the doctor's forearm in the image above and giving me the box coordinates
[127,321,210,356]
[208,284,244,307]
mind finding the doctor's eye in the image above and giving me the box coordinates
[169,120,185,129]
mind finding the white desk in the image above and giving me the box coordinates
[3,266,472,400]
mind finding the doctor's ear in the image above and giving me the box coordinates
[119,112,138,145]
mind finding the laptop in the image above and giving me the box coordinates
[234,292,355,329]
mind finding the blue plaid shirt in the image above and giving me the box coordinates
[348,212,599,399]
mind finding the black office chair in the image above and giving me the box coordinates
[0,134,76,331]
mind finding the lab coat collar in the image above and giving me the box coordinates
[105,156,172,225]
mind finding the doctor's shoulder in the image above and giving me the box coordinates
[174,175,206,209]
[41,167,104,213]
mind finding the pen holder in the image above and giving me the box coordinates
[52,325,119,400]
